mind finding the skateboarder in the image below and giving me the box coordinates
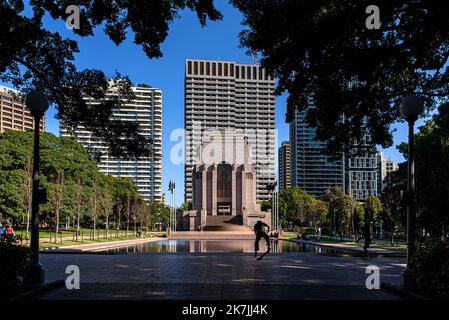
[254,220,271,258]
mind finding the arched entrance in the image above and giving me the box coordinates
[217,162,232,215]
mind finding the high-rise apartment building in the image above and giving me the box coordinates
[61,85,162,203]
[346,149,378,200]
[289,107,378,201]
[278,141,291,190]
[0,85,45,133]
[184,59,276,203]
[376,152,399,193]
[289,108,345,198]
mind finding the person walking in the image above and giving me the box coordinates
[362,219,371,257]
[254,220,270,258]
[4,224,15,243]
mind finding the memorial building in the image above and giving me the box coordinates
[179,131,270,231]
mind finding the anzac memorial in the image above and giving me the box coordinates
[179,131,270,231]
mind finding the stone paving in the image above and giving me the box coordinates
[36,248,406,300]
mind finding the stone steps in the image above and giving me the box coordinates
[170,231,255,240]
[203,215,249,232]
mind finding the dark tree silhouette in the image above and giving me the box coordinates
[0,0,222,157]
[232,0,449,155]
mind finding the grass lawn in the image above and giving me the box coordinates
[13,228,166,249]
[14,228,165,240]
[280,232,298,239]
[281,233,406,250]
[38,233,163,249]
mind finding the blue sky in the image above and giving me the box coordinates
[2,1,425,205]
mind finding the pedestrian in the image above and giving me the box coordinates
[5,224,15,242]
[317,227,321,242]
[362,219,371,257]
[254,220,270,258]
[0,223,5,241]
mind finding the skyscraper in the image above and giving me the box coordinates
[289,107,378,201]
[289,108,345,198]
[376,152,399,193]
[61,84,162,203]
[0,85,45,133]
[346,145,378,200]
[184,59,276,203]
[278,141,291,190]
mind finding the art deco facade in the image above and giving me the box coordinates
[278,141,291,190]
[184,59,276,203]
[0,85,45,133]
[180,133,270,230]
[61,85,162,203]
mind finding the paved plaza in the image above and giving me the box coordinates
[36,244,406,299]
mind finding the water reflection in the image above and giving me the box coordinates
[101,239,339,254]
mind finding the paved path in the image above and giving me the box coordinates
[36,250,405,300]
[283,238,405,255]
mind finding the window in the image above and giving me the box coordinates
[259,67,263,80]
[247,66,251,79]
[206,62,210,75]
[235,65,239,78]
[224,63,228,77]
[200,62,204,75]
[241,66,245,79]
[218,63,222,76]
[253,67,257,80]
[230,64,234,77]
[212,63,216,76]
[188,61,192,74]
[194,61,198,75]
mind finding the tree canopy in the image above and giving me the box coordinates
[232,0,449,155]
[0,0,221,158]
[0,130,169,233]
[396,103,449,237]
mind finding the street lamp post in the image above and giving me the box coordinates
[399,95,424,289]
[24,90,49,286]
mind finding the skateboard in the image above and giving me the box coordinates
[256,247,271,261]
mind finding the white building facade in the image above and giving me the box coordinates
[61,85,162,203]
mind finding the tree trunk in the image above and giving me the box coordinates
[352,210,356,243]
[22,156,33,243]
[126,196,130,237]
[391,223,395,246]
[25,209,31,241]
[106,214,109,239]
[75,179,82,242]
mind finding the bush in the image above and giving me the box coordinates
[0,242,32,299]
[413,239,449,299]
